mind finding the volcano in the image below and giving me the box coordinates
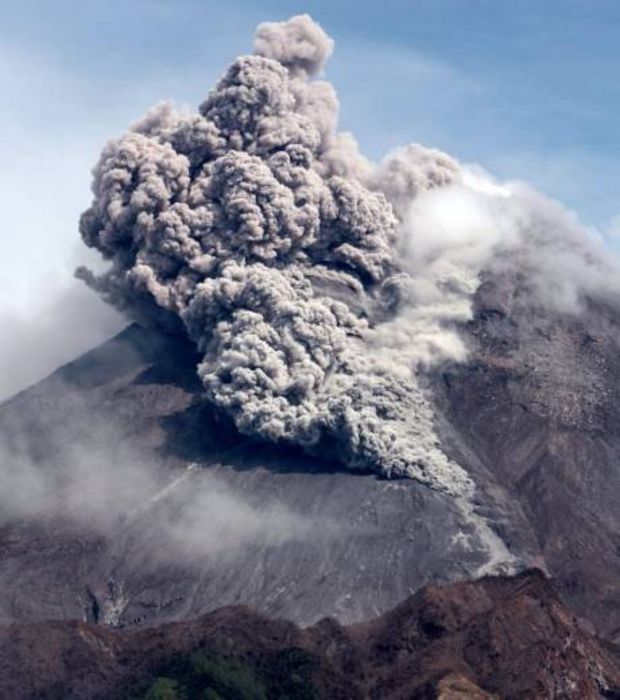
[2,275,620,645]
[3,11,620,698]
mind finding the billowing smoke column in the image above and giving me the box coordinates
[75,15,482,494]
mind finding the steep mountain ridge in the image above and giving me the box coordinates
[1,570,618,699]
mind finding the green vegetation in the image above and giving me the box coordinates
[144,677,184,700]
[263,648,316,700]
[137,648,317,700]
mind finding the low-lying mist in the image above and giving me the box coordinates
[0,400,335,566]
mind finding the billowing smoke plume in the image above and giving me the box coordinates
[77,14,618,493]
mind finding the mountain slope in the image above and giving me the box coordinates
[1,272,620,642]
[434,276,620,642]
[0,324,501,628]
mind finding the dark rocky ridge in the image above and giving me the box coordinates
[0,570,618,699]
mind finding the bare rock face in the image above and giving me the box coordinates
[435,275,620,643]
[0,570,618,699]
[356,569,620,698]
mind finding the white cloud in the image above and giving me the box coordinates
[0,43,221,400]
[487,150,620,228]
[0,277,123,402]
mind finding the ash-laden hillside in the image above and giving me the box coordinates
[2,269,620,645]
[436,274,620,644]
[1,570,619,700]
[0,319,513,630]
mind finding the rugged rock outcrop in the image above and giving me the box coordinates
[0,570,618,699]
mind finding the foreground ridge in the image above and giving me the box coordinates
[1,570,619,699]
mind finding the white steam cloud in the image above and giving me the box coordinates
[76,14,620,494]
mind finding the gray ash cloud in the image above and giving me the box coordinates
[76,14,465,492]
[78,14,618,493]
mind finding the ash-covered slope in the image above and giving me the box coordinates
[2,270,620,643]
[1,570,618,700]
[434,275,620,643]
[0,323,514,629]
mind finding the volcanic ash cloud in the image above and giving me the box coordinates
[77,14,482,494]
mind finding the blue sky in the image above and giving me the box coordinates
[0,0,619,394]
